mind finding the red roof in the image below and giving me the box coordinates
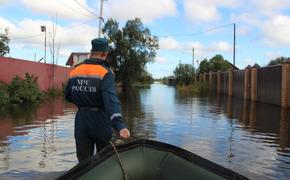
[66,52,90,66]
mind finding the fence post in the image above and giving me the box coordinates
[228,69,233,97]
[217,71,221,94]
[249,101,257,129]
[244,66,251,100]
[251,66,257,102]
[242,100,249,124]
[209,71,212,89]
[281,62,290,108]
[279,109,289,148]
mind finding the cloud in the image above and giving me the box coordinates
[159,37,181,50]
[251,0,290,16]
[155,56,168,64]
[184,41,203,51]
[20,0,95,20]
[264,52,284,61]
[230,13,261,27]
[3,17,98,46]
[1,16,98,64]
[262,15,290,47]
[236,58,254,69]
[0,0,9,5]
[211,41,232,52]
[183,0,220,23]
[0,16,16,30]
[159,37,205,52]
[183,0,240,23]
[104,0,178,23]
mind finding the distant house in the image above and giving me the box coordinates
[66,52,90,67]
[167,76,176,86]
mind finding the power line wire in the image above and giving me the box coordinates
[56,0,96,19]
[59,19,96,32]
[73,0,101,19]
[156,23,234,37]
[10,21,234,41]
[10,19,95,40]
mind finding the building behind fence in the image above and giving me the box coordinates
[198,62,290,109]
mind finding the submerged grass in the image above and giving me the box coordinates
[176,82,209,94]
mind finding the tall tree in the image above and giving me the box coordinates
[174,63,195,85]
[198,54,232,73]
[198,59,210,74]
[0,28,10,57]
[103,18,159,90]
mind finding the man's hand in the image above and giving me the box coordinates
[119,128,130,138]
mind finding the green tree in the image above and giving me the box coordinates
[7,73,42,105]
[198,54,232,73]
[268,56,289,66]
[198,59,210,74]
[0,28,10,56]
[138,70,154,84]
[103,18,159,90]
[174,63,195,85]
[253,63,261,68]
[0,91,9,109]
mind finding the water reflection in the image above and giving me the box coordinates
[120,86,159,140]
[280,109,289,150]
[0,98,77,179]
[208,95,290,179]
[0,83,289,180]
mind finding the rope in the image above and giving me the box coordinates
[109,141,129,180]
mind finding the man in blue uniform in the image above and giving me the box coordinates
[65,38,130,162]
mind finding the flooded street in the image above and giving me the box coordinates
[0,83,289,179]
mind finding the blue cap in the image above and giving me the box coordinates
[91,38,109,52]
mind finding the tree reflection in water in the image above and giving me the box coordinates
[119,86,157,140]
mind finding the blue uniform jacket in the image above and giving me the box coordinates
[65,58,126,133]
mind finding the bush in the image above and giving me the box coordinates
[0,91,9,109]
[7,73,42,105]
[176,82,209,94]
[174,63,195,85]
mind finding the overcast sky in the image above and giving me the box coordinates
[0,0,290,78]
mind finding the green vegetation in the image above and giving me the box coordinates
[103,18,159,90]
[176,82,209,94]
[0,73,43,110]
[0,91,9,110]
[138,70,154,85]
[174,63,195,85]
[198,54,233,73]
[268,57,289,66]
[0,28,9,57]
[168,54,231,93]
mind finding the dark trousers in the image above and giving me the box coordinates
[74,110,113,162]
[76,138,109,162]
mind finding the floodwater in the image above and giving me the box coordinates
[0,83,289,180]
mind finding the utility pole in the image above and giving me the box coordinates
[233,23,236,67]
[40,25,47,63]
[98,0,104,38]
[192,48,195,69]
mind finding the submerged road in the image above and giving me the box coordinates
[0,83,289,179]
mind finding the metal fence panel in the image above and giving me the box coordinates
[257,66,281,106]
